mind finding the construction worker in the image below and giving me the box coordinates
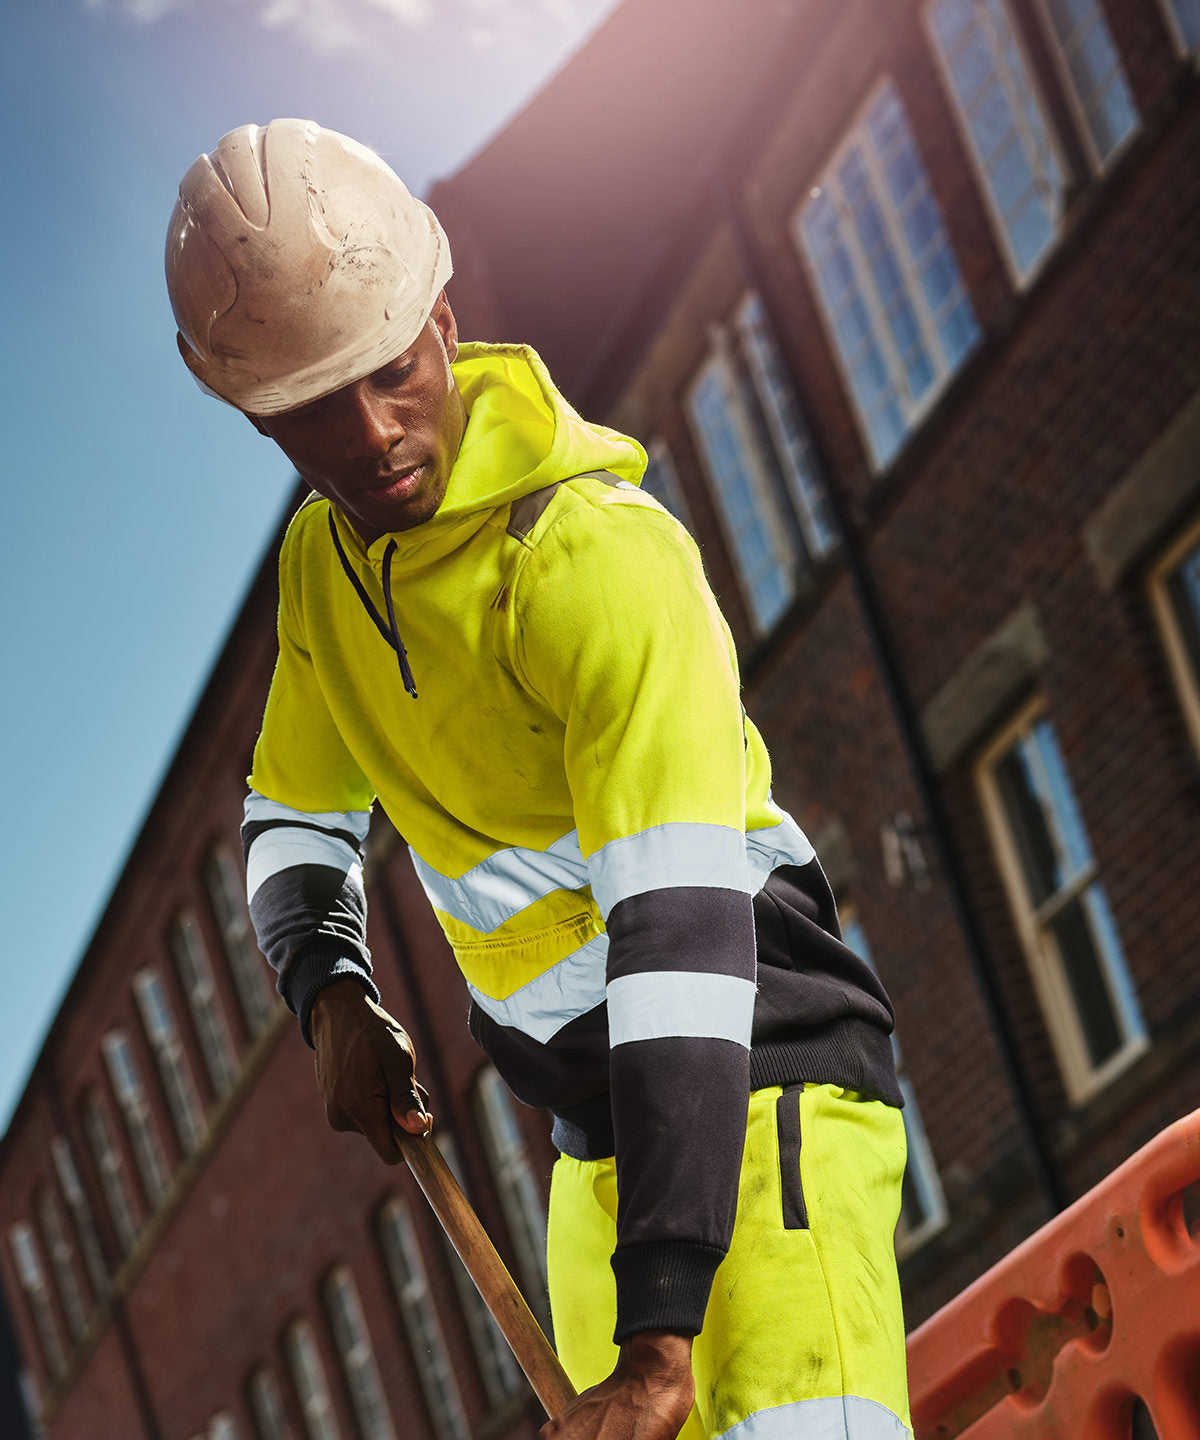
[166,119,912,1440]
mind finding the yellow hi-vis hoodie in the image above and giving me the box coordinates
[244,343,899,1341]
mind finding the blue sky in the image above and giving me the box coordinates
[0,0,620,1130]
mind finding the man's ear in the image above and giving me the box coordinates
[432,291,459,364]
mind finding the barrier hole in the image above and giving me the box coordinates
[1130,1397,1159,1439]
[1006,1368,1022,1393]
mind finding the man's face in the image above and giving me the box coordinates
[251,297,466,546]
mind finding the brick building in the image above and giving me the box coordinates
[2,0,1199,1435]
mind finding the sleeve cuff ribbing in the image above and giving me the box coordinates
[285,944,380,1046]
[610,1239,726,1343]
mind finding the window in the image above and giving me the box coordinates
[641,441,694,531]
[436,1136,523,1407]
[796,78,981,471]
[35,1183,88,1341]
[206,843,276,1036]
[1149,517,1200,762]
[172,911,239,1099]
[324,1267,395,1440]
[977,703,1147,1100]
[686,295,836,632]
[82,1089,140,1255]
[840,913,947,1254]
[102,1030,170,1208]
[1160,0,1200,54]
[209,1414,240,1440]
[475,1068,550,1326]
[134,969,207,1155]
[378,1199,470,1440]
[927,0,1066,284]
[286,1319,341,1440]
[1034,0,1138,167]
[9,1222,65,1375]
[248,1365,294,1440]
[50,1136,108,1301]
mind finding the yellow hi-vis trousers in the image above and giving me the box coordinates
[546,1083,913,1440]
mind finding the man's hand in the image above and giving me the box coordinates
[309,978,431,1163]
[540,1332,694,1440]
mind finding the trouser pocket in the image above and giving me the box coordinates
[774,1083,809,1230]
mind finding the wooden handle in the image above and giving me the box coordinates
[400,1132,577,1420]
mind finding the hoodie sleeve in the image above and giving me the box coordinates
[511,488,756,1342]
[244,534,382,1043]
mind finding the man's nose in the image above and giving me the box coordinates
[343,385,403,459]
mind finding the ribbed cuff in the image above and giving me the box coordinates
[286,945,380,1047]
[610,1240,727,1343]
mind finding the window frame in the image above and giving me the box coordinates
[640,439,695,533]
[975,698,1148,1102]
[475,1067,550,1326]
[793,75,981,472]
[8,1220,65,1377]
[171,909,240,1100]
[285,1317,341,1440]
[323,1266,396,1440]
[1157,0,1200,58]
[50,1135,108,1302]
[134,967,207,1155]
[1148,513,1200,763]
[1029,0,1140,172]
[838,907,948,1256]
[101,1029,171,1209]
[34,1181,88,1342]
[377,1197,471,1440]
[206,842,276,1037]
[247,1363,295,1440]
[81,1088,140,1255]
[924,0,1069,288]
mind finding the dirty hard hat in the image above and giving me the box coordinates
[165,118,453,415]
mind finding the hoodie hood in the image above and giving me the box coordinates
[344,341,646,572]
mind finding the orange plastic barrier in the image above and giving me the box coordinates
[906,1108,1200,1438]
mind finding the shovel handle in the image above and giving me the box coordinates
[400,1132,577,1420]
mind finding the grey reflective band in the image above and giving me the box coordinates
[607,972,756,1047]
[588,823,750,920]
[746,811,817,888]
[409,830,589,932]
[246,828,363,903]
[466,932,609,1042]
[719,1396,911,1439]
[243,790,371,844]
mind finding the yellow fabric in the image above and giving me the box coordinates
[546,1084,912,1439]
[249,343,782,1002]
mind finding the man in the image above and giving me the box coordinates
[166,119,913,1440]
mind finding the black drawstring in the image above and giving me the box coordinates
[327,509,418,698]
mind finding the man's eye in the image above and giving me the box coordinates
[381,363,416,388]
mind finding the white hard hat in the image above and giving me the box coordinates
[165,119,453,415]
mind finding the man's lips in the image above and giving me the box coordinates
[360,463,425,500]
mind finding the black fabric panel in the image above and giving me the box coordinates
[610,1034,749,1252]
[775,1084,808,1230]
[751,862,895,1048]
[242,816,366,864]
[467,1000,611,1115]
[605,886,756,982]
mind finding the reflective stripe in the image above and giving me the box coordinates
[243,790,371,844]
[467,932,608,1042]
[746,810,816,888]
[588,823,750,919]
[246,828,363,903]
[720,1396,911,1440]
[607,972,755,1047]
[411,830,588,933]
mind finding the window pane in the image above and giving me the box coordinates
[35,1185,88,1340]
[102,1031,170,1207]
[286,1320,341,1440]
[378,1201,470,1440]
[206,845,276,1035]
[325,1269,395,1440]
[930,0,1064,281]
[1168,0,1200,49]
[476,1070,550,1324]
[640,443,693,531]
[134,969,207,1154]
[249,1366,294,1440]
[82,1091,140,1254]
[9,1222,65,1375]
[686,357,796,632]
[51,1136,109,1300]
[1048,892,1123,1067]
[172,912,239,1098]
[1039,0,1138,163]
